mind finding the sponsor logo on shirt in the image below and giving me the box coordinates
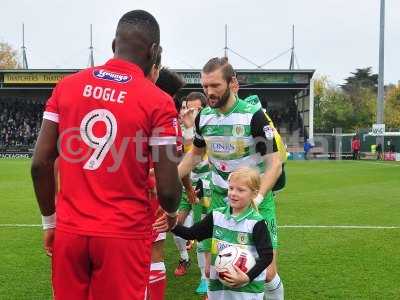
[243,105,253,113]
[93,69,132,83]
[204,126,214,135]
[215,229,223,238]
[219,161,228,171]
[216,240,232,253]
[211,143,236,153]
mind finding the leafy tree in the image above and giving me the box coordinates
[318,86,353,131]
[385,84,400,129]
[313,75,329,131]
[341,67,378,93]
[313,71,377,133]
[0,42,20,69]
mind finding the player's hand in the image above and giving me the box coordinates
[187,188,199,204]
[43,228,55,257]
[223,265,250,288]
[153,213,177,232]
[155,206,164,218]
[181,108,197,129]
[177,212,187,225]
[165,213,178,231]
[153,213,168,232]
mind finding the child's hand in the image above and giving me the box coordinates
[223,265,250,288]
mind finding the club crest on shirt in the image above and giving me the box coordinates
[232,125,245,137]
[237,232,249,245]
[263,125,274,140]
[93,69,132,83]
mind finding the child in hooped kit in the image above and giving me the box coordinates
[154,167,273,300]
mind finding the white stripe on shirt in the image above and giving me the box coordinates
[43,112,59,123]
[149,137,177,146]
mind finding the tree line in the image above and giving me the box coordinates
[314,67,400,133]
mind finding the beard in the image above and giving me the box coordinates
[207,86,231,109]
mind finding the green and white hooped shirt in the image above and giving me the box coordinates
[171,205,273,300]
[210,206,269,299]
[191,158,210,187]
[193,97,278,197]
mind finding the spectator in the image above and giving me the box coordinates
[0,98,44,149]
[376,143,383,160]
[351,136,361,160]
[304,139,313,160]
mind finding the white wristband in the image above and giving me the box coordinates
[166,211,178,218]
[42,213,56,230]
[254,194,264,207]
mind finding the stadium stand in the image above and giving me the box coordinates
[0,98,43,150]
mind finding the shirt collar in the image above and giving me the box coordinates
[224,205,254,222]
[104,58,145,77]
[217,96,240,117]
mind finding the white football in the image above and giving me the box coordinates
[214,245,256,286]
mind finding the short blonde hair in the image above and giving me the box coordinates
[228,167,260,191]
[228,167,260,210]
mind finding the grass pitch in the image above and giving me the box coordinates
[0,159,399,299]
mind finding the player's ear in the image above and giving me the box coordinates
[111,39,116,54]
[149,43,159,64]
[230,77,239,95]
[148,64,159,83]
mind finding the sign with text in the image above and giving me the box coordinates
[180,72,201,84]
[178,72,310,85]
[4,73,70,84]
[0,152,32,159]
[237,73,309,84]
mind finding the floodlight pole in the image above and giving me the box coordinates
[289,25,295,70]
[376,0,385,147]
[309,76,314,142]
[89,24,94,67]
[21,23,28,69]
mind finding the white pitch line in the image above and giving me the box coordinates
[0,224,41,227]
[353,161,400,167]
[0,224,399,229]
[279,225,400,229]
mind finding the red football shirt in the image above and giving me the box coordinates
[44,59,179,239]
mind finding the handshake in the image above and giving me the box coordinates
[153,208,178,233]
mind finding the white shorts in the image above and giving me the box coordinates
[153,232,166,243]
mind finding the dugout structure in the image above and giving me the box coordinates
[0,68,315,154]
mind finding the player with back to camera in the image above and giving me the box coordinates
[173,92,211,295]
[146,62,186,300]
[31,10,181,300]
[154,167,273,300]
